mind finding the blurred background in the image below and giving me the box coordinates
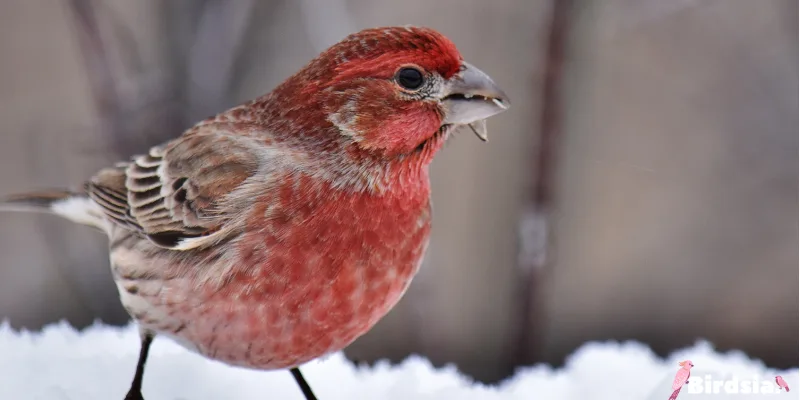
[0,0,796,384]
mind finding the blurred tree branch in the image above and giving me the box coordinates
[185,0,256,123]
[514,0,573,366]
[68,0,127,152]
[67,0,260,157]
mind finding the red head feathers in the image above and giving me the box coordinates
[219,26,508,173]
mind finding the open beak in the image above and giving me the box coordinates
[441,61,510,141]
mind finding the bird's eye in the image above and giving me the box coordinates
[396,67,424,90]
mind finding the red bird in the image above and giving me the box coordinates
[0,26,509,399]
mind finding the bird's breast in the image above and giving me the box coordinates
[178,176,432,369]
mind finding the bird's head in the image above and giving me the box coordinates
[678,360,694,369]
[271,26,509,160]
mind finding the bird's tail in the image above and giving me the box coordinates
[0,189,106,230]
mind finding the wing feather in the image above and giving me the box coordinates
[87,124,262,250]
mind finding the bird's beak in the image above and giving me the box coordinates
[441,61,510,142]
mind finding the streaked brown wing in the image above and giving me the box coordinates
[88,124,261,249]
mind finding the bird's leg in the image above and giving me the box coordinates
[290,367,318,400]
[124,332,154,400]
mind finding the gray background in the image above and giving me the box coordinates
[0,0,796,383]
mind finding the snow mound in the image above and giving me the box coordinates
[0,321,795,399]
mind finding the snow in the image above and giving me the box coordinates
[0,321,796,399]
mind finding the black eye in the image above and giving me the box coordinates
[396,67,424,90]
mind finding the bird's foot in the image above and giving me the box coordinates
[124,389,145,400]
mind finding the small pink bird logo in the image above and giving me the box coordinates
[668,360,694,400]
[776,375,790,392]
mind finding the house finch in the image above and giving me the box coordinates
[0,26,509,399]
[668,360,694,400]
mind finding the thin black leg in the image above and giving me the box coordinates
[124,332,154,400]
[290,367,318,400]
